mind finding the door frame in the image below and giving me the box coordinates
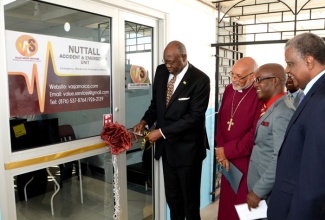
[0,0,167,219]
[119,11,167,219]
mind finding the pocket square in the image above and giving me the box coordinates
[178,97,190,101]
[261,121,269,127]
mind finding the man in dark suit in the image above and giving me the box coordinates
[268,33,325,219]
[133,40,210,220]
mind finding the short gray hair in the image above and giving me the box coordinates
[285,32,325,65]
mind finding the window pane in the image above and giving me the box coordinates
[125,20,153,219]
[5,1,112,152]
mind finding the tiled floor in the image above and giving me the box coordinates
[14,169,219,220]
[15,168,153,220]
[16,176,116,220]
[200,187,219,220]
[200,169,221,220]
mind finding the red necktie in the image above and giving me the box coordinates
[260,104,266,118]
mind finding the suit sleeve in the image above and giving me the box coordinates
[215,88,227,146]
[253,107,294,199]
[288,101,325,219]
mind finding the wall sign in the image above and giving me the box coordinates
[6,30,111,117]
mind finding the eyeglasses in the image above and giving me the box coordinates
[228,71,254,80]
[162,59,178,66]
[254,76,276,84]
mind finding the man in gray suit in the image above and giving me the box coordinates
[286,73,303,108]
[247,63,295,210]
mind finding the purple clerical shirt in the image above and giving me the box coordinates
[216,83,264,220]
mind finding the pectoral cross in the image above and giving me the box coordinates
[227,118,234,131]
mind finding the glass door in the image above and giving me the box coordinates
[124,19,155,219]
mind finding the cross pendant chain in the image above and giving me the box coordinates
[227,118,234,131]
[228,86,254,132]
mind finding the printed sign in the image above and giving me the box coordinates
[128,65,150,89]
[6,30,111,117]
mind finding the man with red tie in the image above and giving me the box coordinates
[247,63,295,210]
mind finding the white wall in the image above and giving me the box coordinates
[245,25,286,67]
[130,0,218,211]
[246,43,286,68]
[130,0,217,108]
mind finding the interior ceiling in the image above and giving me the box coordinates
[4,0,325,39]
[4,0,109,33]
[202,0,325,17]
[201,0,325,35]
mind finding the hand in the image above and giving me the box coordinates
[246,191,261,211]
[215,147,227,162]
[132,120,146,142]
[146,129,162,143]
[220,158,229,172]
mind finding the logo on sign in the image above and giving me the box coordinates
[16,35,38,56]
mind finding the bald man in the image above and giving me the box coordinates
[215,57,264,220]
[133,41,210,220]
[247,63,295,211]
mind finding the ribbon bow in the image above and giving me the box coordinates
[141,131,153,151]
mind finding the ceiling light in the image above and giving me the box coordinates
[64,22,70,32]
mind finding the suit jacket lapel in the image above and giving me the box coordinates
[255,96,285,136]
[293,90,303,107]
[285,73,325,135]
[255,108,271,135]
[162,69,170,108]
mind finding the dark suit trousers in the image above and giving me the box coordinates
[162,153,202,220]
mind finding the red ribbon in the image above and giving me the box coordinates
[100,122,132,155]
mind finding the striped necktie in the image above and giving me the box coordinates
[166,75,176,106]
[260,104,266,118]
[288,94,293,102]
